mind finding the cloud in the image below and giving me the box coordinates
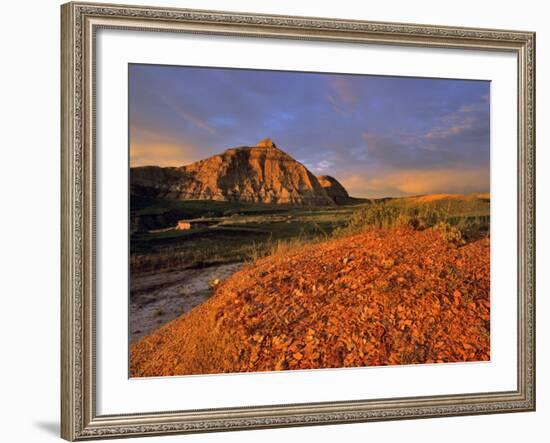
[340,167,489,198]
[308,159,334,173]
[360,96,489,171]
[326,94,347,116]
[160,95,218,135]
[424,101,489,142]
[130,143,194,167]
[325,77,363,117]
[329,77,358,104]
[129,125,202,167]
[362,133,413,165]
[361,132,450,170]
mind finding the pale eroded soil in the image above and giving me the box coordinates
[129,262,243,344]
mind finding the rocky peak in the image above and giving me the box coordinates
[131,140,350,206]
[256,138,277,149]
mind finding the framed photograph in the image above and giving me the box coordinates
[61,1,536,440]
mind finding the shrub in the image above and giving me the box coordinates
[336,204,402,235]
[336,203,450,235]
[433,221,464,245]
[407,205,448,230]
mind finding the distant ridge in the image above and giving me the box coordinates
[131,138,348,206]
[317,175,350,205]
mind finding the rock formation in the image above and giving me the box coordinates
[317,175,350,205]
[131,138,342,206]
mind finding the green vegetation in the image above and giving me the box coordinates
[132,195,302,218]
[130,202,355,273]
[335,202,488,235]
[130,194,490,275]
[375,194,489,216]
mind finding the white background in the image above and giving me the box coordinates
[0,0,547,442]
[97,29,518,414]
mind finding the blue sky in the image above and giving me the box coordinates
[129,64,490,198]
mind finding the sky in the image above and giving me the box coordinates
[129,64,490,198]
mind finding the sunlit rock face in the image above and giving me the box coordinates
[131,139,341,206]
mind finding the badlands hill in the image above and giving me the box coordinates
[130,226,490,376]
[317,175,351,204]
[131,138,348,206]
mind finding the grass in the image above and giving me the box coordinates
[132,195,337,219]
[383,193,490,217]
[130,194,490,275]
[335,201,489,245]
[130,220,343,274]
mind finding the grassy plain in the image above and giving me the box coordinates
[130,193,490,275]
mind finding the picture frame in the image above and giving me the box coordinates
[61,1,536,440]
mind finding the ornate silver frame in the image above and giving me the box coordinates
[61,2,536,440]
